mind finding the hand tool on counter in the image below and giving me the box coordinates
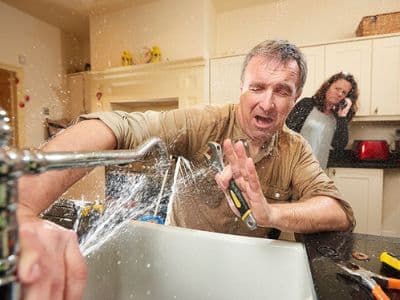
[207,141,257,230]
[337,261,400,300]
[380,252,400,275]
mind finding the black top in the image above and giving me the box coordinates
[298,231,400,300]
[286,97,349,150]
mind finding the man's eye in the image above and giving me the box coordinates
[274,89,291,97]
[250,86,261,92]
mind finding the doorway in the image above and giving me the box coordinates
[0,68,18,146]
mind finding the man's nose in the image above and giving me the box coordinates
[259,90,275,111]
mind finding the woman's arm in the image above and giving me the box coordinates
[286,98,313,132]
[331,117,349,150]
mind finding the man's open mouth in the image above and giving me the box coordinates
[255,115,274,127]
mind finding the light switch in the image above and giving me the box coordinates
[18,55,26,65]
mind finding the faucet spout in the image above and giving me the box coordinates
[1,137,169,176]
[0,107,169,299]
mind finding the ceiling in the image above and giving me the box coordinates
[1,0,274,40]
[0,0,145,39]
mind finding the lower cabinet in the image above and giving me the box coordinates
[327,168,383,235]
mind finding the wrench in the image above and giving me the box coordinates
[207,141,257,230]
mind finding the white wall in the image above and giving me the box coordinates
[215,0,400,56]
[90,0,207,70]
[0,1,68,147]
[62,32,91,74]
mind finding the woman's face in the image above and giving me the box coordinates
[325,79,352,107]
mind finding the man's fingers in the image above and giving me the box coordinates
[215,164,233,189]
[18,225,42,283]
[19,220,86,300]
[64,231,87,300]
[246,157,261,192]
[222,139,235,162]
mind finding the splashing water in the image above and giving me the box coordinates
[79,155,213,257]
[80,174,157,256]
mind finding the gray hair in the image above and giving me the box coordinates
[240,39,308,91]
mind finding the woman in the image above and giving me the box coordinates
[286,72,359,168]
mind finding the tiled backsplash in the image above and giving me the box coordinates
[348,121,400,150]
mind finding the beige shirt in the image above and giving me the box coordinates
[81,104,355,237]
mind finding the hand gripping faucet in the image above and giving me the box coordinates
[0,109,169,299]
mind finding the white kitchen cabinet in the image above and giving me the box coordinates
[209,55,244,105]
[327,168,383,235]
[371,36,400,116]
[298,45,325,99]
[209,34,400,119]
[325,40,372,116]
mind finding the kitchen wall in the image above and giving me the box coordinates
[0,1,90,147]
[90,0,213,71]
[89,0,400,63]
[0,1,65,147]
[62,32,91,74]
[215,0,400,56]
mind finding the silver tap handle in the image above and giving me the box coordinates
[0,137,169,176]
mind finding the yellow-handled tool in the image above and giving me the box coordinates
[380,251,400,274]
[207,142,257,230]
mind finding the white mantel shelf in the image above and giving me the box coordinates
[90,57,206,80]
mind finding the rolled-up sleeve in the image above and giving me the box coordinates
[291,136,356,231]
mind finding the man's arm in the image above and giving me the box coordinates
[18,119,117,219]
[17,119,117,300]
[215,139,350,233]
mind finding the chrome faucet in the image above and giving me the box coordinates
[0,109,169,299]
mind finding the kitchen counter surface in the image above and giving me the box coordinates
[327,150,400,169]
[298,231,400,299]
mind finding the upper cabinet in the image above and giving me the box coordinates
[209,55,244,105]
[325,40,372,116]
[209,34,400,120]
[299,45,325,100]
[371,36,400,116]
[300,34,400,120]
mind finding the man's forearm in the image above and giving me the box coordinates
[268,196,350,233]
[18,119,117,220]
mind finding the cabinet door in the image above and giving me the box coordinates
[209,55,244,105]
[371,36,400,116]
[299,45,325,99]
[328,168,383,235]
[325,40,372,116]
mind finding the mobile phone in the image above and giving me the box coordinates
[339,99,348,109]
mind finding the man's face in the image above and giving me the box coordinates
[238,56,301,143]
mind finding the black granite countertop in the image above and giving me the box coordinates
[327,150,400,169]
[297,231,400,300]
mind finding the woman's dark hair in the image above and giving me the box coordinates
[312,72,359,121]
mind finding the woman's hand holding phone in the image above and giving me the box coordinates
[337,97,352,117]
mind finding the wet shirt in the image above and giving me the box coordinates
[80,104,355,238]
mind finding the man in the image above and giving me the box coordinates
[17,39,354,299]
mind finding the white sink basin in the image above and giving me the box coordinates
[84,221,316,300]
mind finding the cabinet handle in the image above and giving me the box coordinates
[332,169,336,176]
[374,107,378,114]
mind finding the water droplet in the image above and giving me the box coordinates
[146,263,151,268]
[117,260,121,265]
